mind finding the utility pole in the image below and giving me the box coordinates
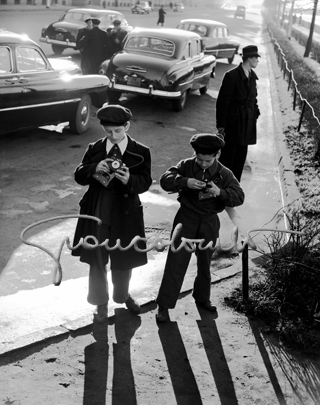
[304,0,319,57]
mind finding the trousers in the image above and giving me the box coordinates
[219,143,248,182]
[87,245,132,306]
[156,207,218,309]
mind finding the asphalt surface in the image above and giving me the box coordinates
[0,12,303,356]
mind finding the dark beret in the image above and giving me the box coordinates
[92,18,101,25]
[97,104,132,126]
[113,19,121,25]
[190,133,225,154]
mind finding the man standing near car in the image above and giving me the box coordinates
[216,45,261,182]
[89,18,110,74]
[157,5,166,26]
[107,20,127,58]
[76,17,93,75]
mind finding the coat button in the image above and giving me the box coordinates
[124,194,128,198]
[125,211,129,215]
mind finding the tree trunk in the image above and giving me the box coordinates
[304,0,319,57]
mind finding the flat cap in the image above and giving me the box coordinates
[241,45,261,58]
[92,18,101,25]
[190,133,225,154]
[112,19,121,25]
[97,104,132,126]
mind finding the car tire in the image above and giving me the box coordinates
[172,90,187,112]
[200,85,207,95]
[228,54,235,64]
[69,95,92,134]
[52,44,65,55]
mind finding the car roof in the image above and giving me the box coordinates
[128,27,201,40]
[179,19,227,28]
[65,8,124,15]
[0,29,37,45]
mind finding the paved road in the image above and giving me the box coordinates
[0,7,290,354]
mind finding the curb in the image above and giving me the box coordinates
[263,25,302,211]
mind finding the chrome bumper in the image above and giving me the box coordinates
[108,82,181,98]
[39,36,76,48]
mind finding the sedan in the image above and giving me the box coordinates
[131,5,149,14]
[99,27,216,111]
[177,19,240,64]
[40,8,132,55]
[0,30,109,135]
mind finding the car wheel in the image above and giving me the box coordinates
[52,44,65,55]
[200,85,208,95]
[69,95,92,134]
[228,54,235,64]
[172,90,187,112]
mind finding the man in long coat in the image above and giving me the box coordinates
[216,45,261,181]
[72,105,152,322]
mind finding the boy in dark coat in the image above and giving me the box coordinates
[72,105,152,322]
[156,134,244,322]
[216,45,261,182]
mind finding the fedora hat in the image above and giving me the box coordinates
[241,45,261,58]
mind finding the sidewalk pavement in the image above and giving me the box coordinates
[0,21,300,356]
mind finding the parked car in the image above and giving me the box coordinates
[40,8,132,55]
[177,19,240,64]
[173,3,184,12]
[99,27,216,111]
[234,6,246,19]
[133,2,152,13]
[0,30,109,135]
[131,5,149,14]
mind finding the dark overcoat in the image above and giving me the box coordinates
[216,63,260,145]
[72,134,152,269]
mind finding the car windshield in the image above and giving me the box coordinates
[126,36,175,56]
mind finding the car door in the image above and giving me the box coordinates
[217,27,235,59]
[189,37,206,90]
[1,44,66,134]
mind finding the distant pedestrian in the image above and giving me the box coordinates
[157,5,166,27]
[216,45,261,182]
[107,20,127,58]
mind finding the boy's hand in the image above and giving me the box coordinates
[206,181,220,197]
[187,178,206,190]
[114,164,130,185]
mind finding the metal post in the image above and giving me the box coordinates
[298,100,306,132]
[242,243,249,301]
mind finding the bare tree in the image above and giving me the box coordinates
[304,0,319,57]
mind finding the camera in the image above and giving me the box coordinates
[107,157,123,173]
[198,174,222,202]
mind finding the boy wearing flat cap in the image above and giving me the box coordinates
[216,44,261,182]
[156,133,244,322]
[72,105,152,322]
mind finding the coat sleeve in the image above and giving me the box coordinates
[216,72,236,129]
[217,167,245,207]
[74,143,100,186]
[125,147,152,195]
[160,161,189,193]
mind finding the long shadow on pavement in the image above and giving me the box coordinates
[196,307,239,405]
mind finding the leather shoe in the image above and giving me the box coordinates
[125,295,141,314]
[156,306,169,322]
[93,304,108,323]
[195,301,217,312]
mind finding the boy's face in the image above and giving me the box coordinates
[102,123,129,144]
[195,152,219,169]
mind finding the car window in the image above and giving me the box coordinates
[215,28,225,38]
[0,46,13,75]
[126,36,175,56]
[16,47,48,72]
[63,12,89,22]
